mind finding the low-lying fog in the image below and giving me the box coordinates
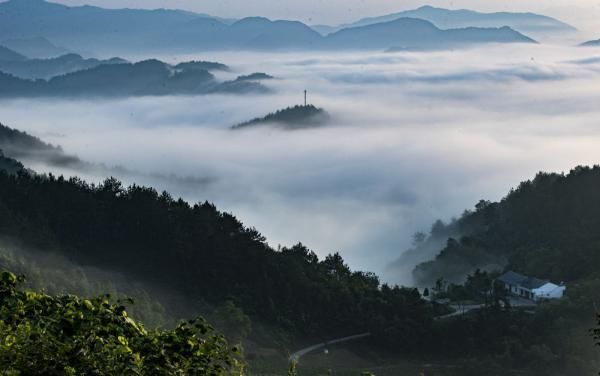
[3,44,600,284]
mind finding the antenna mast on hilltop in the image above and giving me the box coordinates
[304,89,307,106]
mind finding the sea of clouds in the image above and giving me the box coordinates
[3,43,600,284]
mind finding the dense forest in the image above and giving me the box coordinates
[0,153,430,355]
[410,166,600,287]
[383,166,600,374]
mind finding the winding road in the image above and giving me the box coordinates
[289,332,372,362]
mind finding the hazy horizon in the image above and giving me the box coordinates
[18,0,595,38]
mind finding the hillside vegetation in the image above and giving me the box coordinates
[0,159,430,354]
[0,271,243,375]
[409,166,600,286]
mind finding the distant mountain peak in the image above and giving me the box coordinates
[7,0,46,3]
[335,5,575,38]
[234,16,272,25]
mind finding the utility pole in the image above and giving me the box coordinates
[304,89,307,106]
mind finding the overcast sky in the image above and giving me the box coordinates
[46,0,600,32]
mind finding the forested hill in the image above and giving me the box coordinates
[406,166,600,286]
[0,59,270,97]
[0,162,430,351]
[0,123,81,167]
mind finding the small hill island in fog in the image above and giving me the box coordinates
[581,39,600,47]
[233,105,330,130]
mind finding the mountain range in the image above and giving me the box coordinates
[314,5,576,40]
[324,18,535,50]
[0,52,126,79]
[0,36,70,58]
[0,0,538,53]
[0,59,271,97]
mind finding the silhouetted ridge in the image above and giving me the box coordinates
[0,122,81,167]
[0,59,270,97]
[0,53,126,79]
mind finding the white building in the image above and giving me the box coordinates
[498,271,565,301]
[532,282,566,300]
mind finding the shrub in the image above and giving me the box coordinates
[0,271,244,375]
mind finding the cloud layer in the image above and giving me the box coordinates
[3,44,600,284]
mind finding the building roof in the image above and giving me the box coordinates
[498,271,527,286]
[498,271,550,290]
[520,277,549,290]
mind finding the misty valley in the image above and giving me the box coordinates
[1,0,600,375]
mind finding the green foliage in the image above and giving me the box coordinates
[287,361,298,376]
[0,271,243,375]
